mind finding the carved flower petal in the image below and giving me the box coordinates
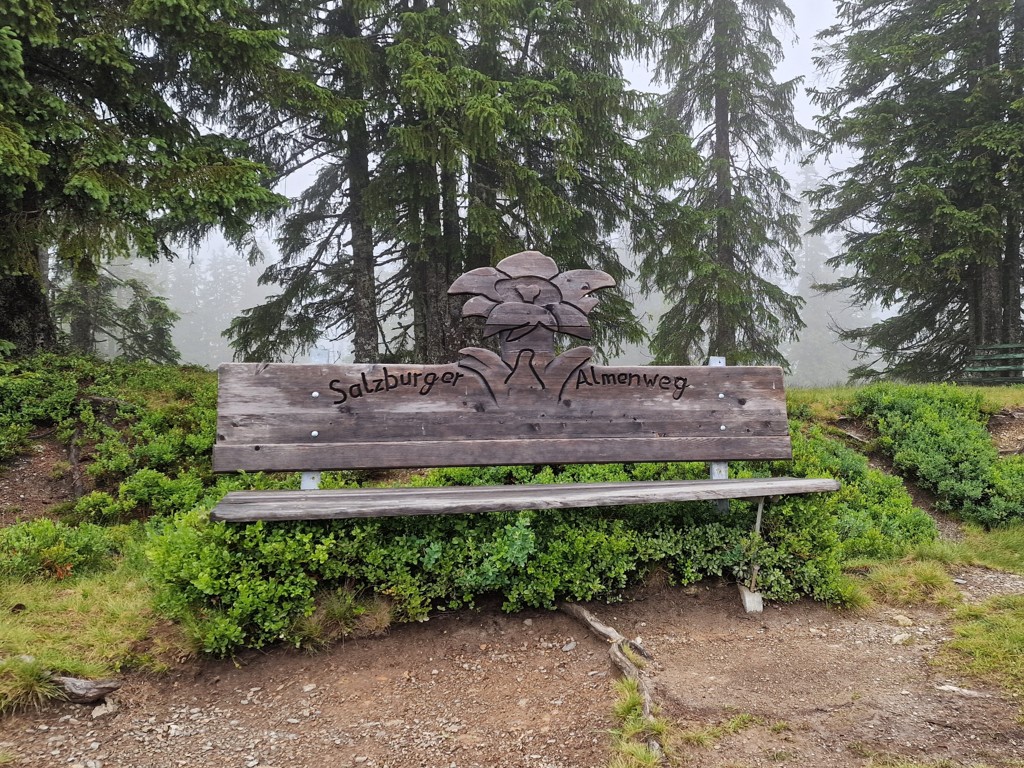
[483,302,556,337]
[550,269,615,302]
[571,296,600,314]
[448,267,503,300]
[548,303,593,339]
[495,251,559,279]
[462,295,498,318]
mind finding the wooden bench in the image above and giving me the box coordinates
[210,251,837,551]
[962,344,1024,385]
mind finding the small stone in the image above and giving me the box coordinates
[936,684,990,698]
[91,701,119,719]
[354,757,368,764]
[893,614,914,627]
[302,684,316,693]
[561,641,577,653]
[891,633,912,645]
[523,619,533,627]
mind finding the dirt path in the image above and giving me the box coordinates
[3,569,1024,768]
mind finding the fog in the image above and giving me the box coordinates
[122,0,867,385]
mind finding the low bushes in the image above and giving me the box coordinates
[0,519,121,580]
[147,422,935,655]
[851,383,1024,526]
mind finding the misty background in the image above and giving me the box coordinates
[101,0,872,386]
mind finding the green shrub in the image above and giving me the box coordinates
[147,420,931,654]
[0,420,30,462]
[852,383,1024,526]
[0,355,221,520]
[0,519,119,580]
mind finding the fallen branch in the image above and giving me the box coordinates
[558,602,663,760]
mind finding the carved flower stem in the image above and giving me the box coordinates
[499,326,556,368]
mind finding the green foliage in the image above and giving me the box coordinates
[0,354,246,533]
[0,519,118,580]
[809,0,1024,379]
[852,383,1024,525]
[147,418,931,654]
[782,424,937,561]
[0,420,30,462]
[641,0,807,366]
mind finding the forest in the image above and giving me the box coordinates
[2,0,1022,381]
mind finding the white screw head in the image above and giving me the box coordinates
[720,425,726,431]
[311,431,319,438]
[718,393,725,399]
[312,391,320,398]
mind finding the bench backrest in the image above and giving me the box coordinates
[213,251,793,473]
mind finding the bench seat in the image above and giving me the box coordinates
[210,476,839,522]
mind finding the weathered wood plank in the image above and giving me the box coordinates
[213,435,794,472]
[209,477,841,521]
[215,362,790,471]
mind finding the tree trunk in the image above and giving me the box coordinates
[0,270,57,356]
[712,0,737,360]
[440,160,463,353]
[338,3,380,364]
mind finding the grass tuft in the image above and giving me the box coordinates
[677,712,760,747]
[861,560,960,607]
[0,657,63,714]
[608,677,673,767]
[608,740,661,768]
[942,595,1024,698]
[961,522,1024,574]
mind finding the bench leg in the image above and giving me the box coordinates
[738,496,766,614]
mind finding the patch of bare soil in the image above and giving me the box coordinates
[3,573,1024,768]
[0,438,76,527]
[987,410,1024,455]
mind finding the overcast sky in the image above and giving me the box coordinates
[628,0,839,132]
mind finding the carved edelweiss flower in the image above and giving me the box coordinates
[447,251,614,342]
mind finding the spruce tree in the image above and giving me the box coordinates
[641,0,807,366]
[809,0,1024,381]
[0,0,288,356]
[227,0,672,364]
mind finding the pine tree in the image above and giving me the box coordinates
[0,0,288,356]
[227,0,675,364]
[640,0,807,366]
[51,265,180,364]
[809,0,1024,381]
[781,171,863,385]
